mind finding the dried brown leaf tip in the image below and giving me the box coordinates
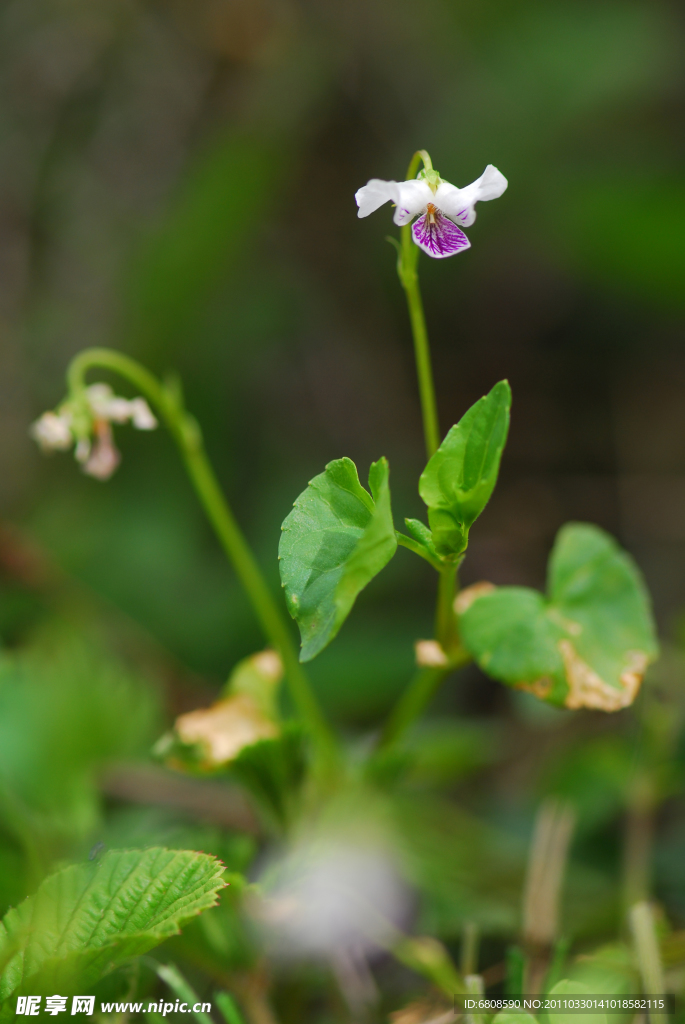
[172,648,284,768]
[454,581,495,616]
[414,639,449,668]
[517,645,648,711]
[516,677,554,701]
[175,694,279,768]
[560,641,648,711]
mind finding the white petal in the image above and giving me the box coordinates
[355,179,400,218]
[86,383,131,423]
[435,165,508,227]
[129,397,158,430]
[30,411,73,451]
[75,437,91,463]
[82,423,120,480]
[392,179,433,226]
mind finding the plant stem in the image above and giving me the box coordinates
[152,962,213,1024]
[629,901,666,1024]
[379,652,470,749]
[436,564,459,653]
[66,348,335,768]
[397,151,441,460]
[381,151,472,748]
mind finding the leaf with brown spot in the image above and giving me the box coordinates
[457,523,658,709]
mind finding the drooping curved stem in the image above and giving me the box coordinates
[397,151,441,460]
[66,348,335,769]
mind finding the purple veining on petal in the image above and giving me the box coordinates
[411,207,471,258]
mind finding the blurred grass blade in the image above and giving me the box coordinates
[216,991,247,1024]
[154,961,214,1024]
[629,901,665,1022]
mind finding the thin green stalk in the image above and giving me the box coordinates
[382,152,473,748]
[380,662,462,748]
[398,151,441,460]
[66,348,334,766]
[435,564,459,653]
[152,962,213,1024]
[216,992,247,1024]
[629,901,666,1024]
[460,921,480,977]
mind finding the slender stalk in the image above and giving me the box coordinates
[66,349,334,766]
[464,973,485,1024]
[521,800,575,995]
[461,922,480,977]
[398,151,441,460]
[629,901,666,1024]
[382,152,472,747]
[380,652,470,749]
[216,993,247,1024]
[435,564,459,653]
[623,772,655,910]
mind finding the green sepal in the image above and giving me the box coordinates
[458,523,658,709]
[404,518,440,560]
[279,457,398,661]
[419,380,511,556]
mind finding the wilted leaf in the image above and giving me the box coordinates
[0,848,226,1007]
[419,381,511,556]
[158,649,284,772]
[279,457,397,661]
[174,695,279,768]
[458,523,658,709]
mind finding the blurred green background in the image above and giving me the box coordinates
[0,0,685,979]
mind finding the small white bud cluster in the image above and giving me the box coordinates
[30,383,157,481]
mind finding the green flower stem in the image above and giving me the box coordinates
[152,963,213,1024]
[629,901,665,1024]
[379,651,471,749]
[398,151,440,460]
[436,563,460,654]
[382,151,471,748]
[66,348,335,767]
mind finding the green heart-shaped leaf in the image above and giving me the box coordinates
[458,523,658,709]
[279,457,397,661]
[419,380,511,556]
[0,848,226,1007]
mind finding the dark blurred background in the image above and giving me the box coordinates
[0,0,685,947]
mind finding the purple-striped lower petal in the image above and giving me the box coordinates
[412,209,471,258]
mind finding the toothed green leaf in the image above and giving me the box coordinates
[0,847,226,1008]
